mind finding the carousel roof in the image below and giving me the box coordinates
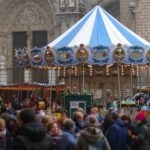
[48,6,150,47]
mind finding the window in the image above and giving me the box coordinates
[32,31,48,83]
[13,32,27,83]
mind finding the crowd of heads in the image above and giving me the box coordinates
[0,96,149,150]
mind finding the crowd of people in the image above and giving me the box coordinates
[0,96,149,150]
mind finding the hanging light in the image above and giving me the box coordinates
[106,65,109,76]
[132,64,135,75]
[121,65,124,76]
[63,67,66,77]
[57,67,61,77]
[75,66,77,76]
[89,65,93,76]
[136,66,139,76]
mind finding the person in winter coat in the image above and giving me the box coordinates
[47,121,63,150]
[106,99,115,110]
[132,111,150,150]
[102,108,115,134]
[13,108,54,150]
[11,95,18,109]
[73,111,85,134]
[62,119,78,150]
[121,114,136,150]
[7,103,14,115]
[106,111,126,150]
[90,107,103,124]
[76,115,110,150]
[6,114,17,150]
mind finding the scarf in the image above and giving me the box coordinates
[50,132,62,144]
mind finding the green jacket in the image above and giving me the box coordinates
[106,102,115,110]
[136,119,150,150]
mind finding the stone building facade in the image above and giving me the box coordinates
[0,0,149,98]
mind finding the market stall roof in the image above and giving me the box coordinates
[48,6,150,47]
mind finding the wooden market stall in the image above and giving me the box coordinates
[0,83,66,102]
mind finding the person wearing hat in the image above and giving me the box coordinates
[76,115,110,150]
[131,111,150,150]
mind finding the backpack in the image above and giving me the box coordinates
[87,137,104,150]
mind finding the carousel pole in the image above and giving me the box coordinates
[27,68,31,100]
[43,68,46,98]
[17,67,22,100]
[117,65,121,108]
[50,67,53,107]
[78,66,80,92]
[82,64,85,92]
[20,67,24,101]
[34,68,37,98]
[31,68,35,95]
[139,65,142,92]
[69,67,72,92]
[35,68,39,100]
[130,65,133,97]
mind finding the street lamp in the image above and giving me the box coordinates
[129,0,136,97]
[129,0,136,32]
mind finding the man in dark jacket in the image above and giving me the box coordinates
[62,119,77,150]
[106,111,126,150]
[13,108,54,150]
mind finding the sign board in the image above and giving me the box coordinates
[70,102,79,108]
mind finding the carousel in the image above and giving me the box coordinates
[15,6,150,107]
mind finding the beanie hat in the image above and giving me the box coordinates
[136,111,146,121]
[85,115,99,127]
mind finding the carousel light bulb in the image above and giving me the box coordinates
[90,65,93,76]
[132,67,135,76]
[63,67,66,77]
[121,65,124,76]
[57,67,60,77]
[131,64,134,75]
[136,66,139,76]
[106,65,109,76]
[75,66,77,76]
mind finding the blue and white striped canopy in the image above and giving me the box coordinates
[48,6,150,47]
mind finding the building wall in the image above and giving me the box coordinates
[136,0,150,41]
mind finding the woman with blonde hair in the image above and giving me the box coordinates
[73,111,85,133]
